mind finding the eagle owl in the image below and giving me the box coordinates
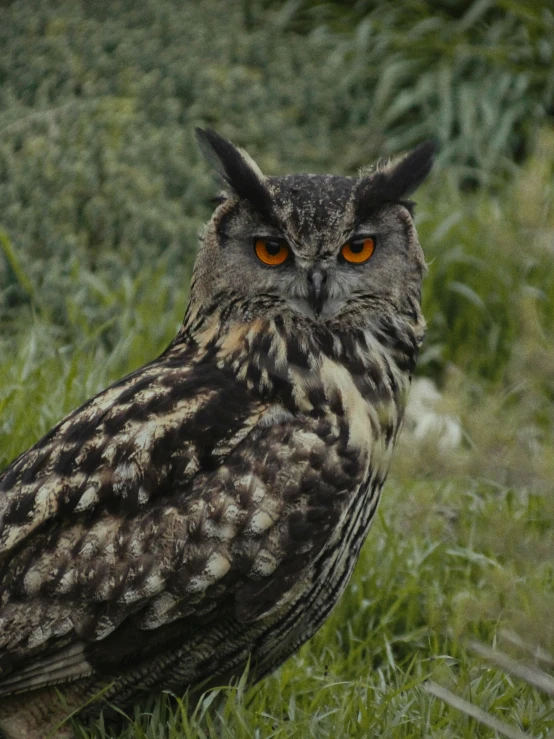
[0,129,435,738]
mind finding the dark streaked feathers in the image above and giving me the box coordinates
[195,127,275,221]
[0,129,434,738]
[355,139,438,219]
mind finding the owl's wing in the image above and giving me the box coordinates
[0,351,362,695]
[0,347,266,556]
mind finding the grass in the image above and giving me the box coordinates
[63,480,553,737]
[0,1,553,735]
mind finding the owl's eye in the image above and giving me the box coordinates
[340,237,375,264]
[254,238,290,266]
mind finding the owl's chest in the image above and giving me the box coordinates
[285,352,408,582]
[291,352,405,470]
[251,406,396,674]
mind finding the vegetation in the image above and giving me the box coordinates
[0,0,553,736]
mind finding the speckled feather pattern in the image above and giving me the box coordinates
[0,129,433,738]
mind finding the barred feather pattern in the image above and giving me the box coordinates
[0,297,422,735]
[0,128,434,738]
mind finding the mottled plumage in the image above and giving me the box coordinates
[0,129,435,738]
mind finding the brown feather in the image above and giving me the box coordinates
[0,129,434,738]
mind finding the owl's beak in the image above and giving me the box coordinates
[307,268,328,316]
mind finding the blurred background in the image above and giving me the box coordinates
[0,1,553,736]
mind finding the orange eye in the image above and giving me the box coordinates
[340,237,375,264]
[254,239,290,266]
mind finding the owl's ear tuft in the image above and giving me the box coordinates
[195,128,274,220]
[356,139,437,217]
[378,139,438,199]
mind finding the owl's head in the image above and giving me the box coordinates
[190,129,436,331]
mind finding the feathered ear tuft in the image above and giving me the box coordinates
[195,127,274,220]
[356,139,438,218]
[378,139,438,199]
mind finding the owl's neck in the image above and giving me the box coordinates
[174,298,423,415]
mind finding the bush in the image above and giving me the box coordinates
[1,0,552,354]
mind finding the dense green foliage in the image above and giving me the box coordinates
[0,0,553,736]
[1,0,553,383]
[268,0,554,174]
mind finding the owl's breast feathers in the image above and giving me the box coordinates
[0,311,419,696]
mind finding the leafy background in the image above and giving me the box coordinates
[0,0,553,736]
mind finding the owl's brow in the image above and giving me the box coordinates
[214,199,285,245]
[354,184,416,221]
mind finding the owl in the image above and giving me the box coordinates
[0,129,435,738]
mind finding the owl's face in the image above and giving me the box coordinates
[192,130,436,329]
